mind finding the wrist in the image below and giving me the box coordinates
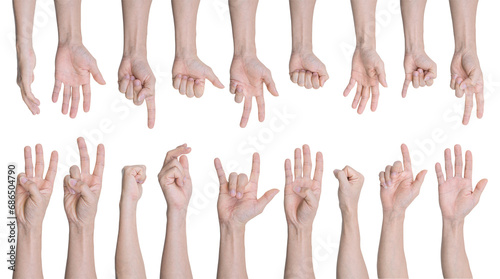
[123,44,147,58]
[382,210,406,223]
[220,220,246,235]
[356,35,376,50]
[175,45,197,59]
[119,198,138,212]
[287,224,312,239]
[167,207,187,221]
[69,222,95,236]
[58,31,82,46]
[18,225,42,240]
[291,42,313,55]
[442,217,465,228]
[233,44,257,58]
[405,42,425,55]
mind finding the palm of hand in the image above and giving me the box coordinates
[289,52,325,74]
[439,177,475,220]
[173,57,211,80]
[230,57,268,98]
[218,182,260,225]
[64,174,101,225]
[285,177,320,226]
[351,48,383,87]
[451,52,483,91]
[16,178,51,225]
[55,45,95,87]
[162,179,192,211]
[381,171,417,212]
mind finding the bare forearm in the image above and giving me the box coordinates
[217,223,247,279]
[449,0,478,52]
[160,210,192,279]
[284,225,314,279]
[337,211,368,279]
[13,226,43,279]
[65,225,96,279]
[54,0,82,44]
[121,0,151,56]
[116,203,146,279]
[377,213,408,278]
[171,0,199,57]
[13,0,36,48]
[400,0,426,52]
[350,0,377,48]
[441,220,471,278]
[289,0,315,53]
[229,0,258,56]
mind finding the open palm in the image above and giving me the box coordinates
[53,44,105,118]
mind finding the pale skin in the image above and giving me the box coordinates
[377,144,427,279]
[344,0,388,114]
[119,0,156,128]
[449,0,483,125]
[215,153,279,278]
[334,166,368,279]
[52,0,106,119]
[284,145,323,278]
[158,144,193,279]
[436,145,487,278]
[171,0,224,98]
[400,0,437,97]
[229,0,279,128]
[13,145,58,279]
[288,0,328,89]
[63,137,105,279]
[13,0,40,115]
[115,165,147,279]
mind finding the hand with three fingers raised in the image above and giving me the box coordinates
[230,55,279,128]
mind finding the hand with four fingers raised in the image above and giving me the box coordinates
[52,43,106,119]
[378,144,427,215]
[230,56,279,128]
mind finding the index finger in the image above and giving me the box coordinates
[45,151,59,184]
[77,137,91,174]
[401,144,412,172]
[249,153,260,184]
[240,96,252,128]
[146,94,156,129]
[93,144,105,178]
[462,92,473,125]
[24,146,33,177]
[402,75,411,98]
[164,144,191,165]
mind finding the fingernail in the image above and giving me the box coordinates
[391,172,397,177]
[461,83,467,89]
[139,94,145,102]
[230,189,236,197]
[69,187,76,194]
[294,186,301,193]
[236,192,243,199]
[69,179,77,186]
[386,180,391,186]
[424,76,430,81]
[20,177,28,184]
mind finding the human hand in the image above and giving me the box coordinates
[450,50,484,125]
[172,55,224,98]
[215,153,279,227]
[63,137,105,228]
[289,51,329,89]
[334,165,364,213]
[52,43,105,118]
[118,55,156,128]
[378,144,427,215]
[16,145,58,229]
[284,145,323,229]
[344,47,387,114]
[435,145,487,222]
[402,51,437,97]
[16,46,40,115]
[158,144,192,213]
[229,55,279,128]
[121,165,147,205]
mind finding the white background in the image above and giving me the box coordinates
[1,0,499,278]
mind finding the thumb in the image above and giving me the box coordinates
[263,71,279,96]
[472,179,488,205]
[318,66,329,87]
[90,59,106,85]
[68,178,95,203]
[256,189,279,214]
[205,68,224,89]
[334,169,349,185]
[412,170,427,190]
[376,64,388,87]
[19,174,42,203]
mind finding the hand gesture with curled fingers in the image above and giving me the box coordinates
[402,51,437,97]
[289,52,329,89]
[172,56,224,98]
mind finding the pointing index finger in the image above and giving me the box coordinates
[249,153,260,184]
[401,144,412,172]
